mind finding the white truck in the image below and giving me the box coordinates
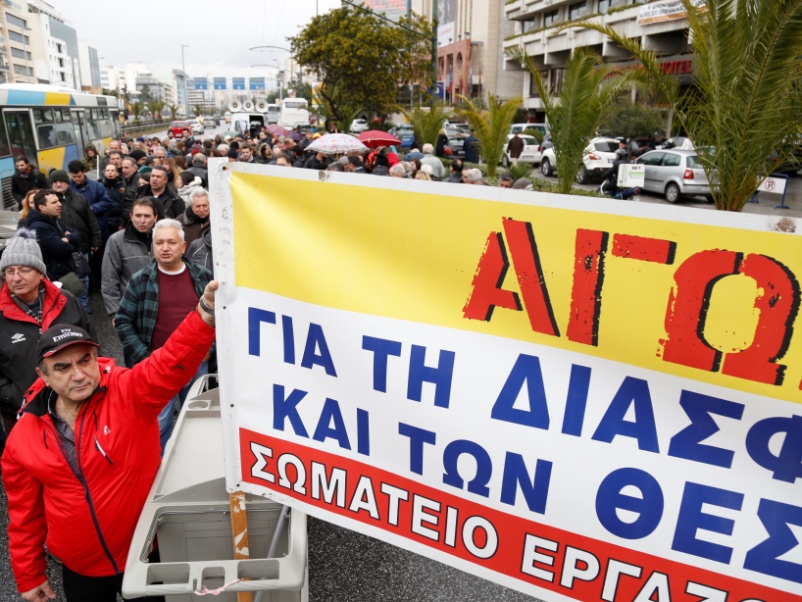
[279,98,310,128]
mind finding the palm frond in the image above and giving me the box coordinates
[456,95,522,178]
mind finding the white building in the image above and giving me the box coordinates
[412,0,523,103]
[26,0,80,88]
[503,0,694,118]
[100,64,120,92]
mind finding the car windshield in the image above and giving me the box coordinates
[593,140,618,152]
[522,138,537,147]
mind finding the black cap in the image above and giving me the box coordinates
[37,324,99,360]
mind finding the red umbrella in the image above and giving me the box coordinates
[267,124,291,137]
[358,130,401,148]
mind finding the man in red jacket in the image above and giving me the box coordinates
[1,280,218,602]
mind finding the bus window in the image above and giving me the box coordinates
[4,110,37,162]
[0,117,10,157]
[86,109,100,140]
[109,109,121,137]
[37,124,57,149]
[98,109,113,138]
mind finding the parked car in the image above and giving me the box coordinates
[501,134,541,166]
[168,120,191,137]
[444,134,467,158]
[188,119,204,136]
[349,118,368,134]
[634,148,712,203]
[392,125,416,148]
[540,137,619,183]
[657,136,695,151]
[510,122,549,139]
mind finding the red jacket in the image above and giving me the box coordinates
[1,309,215,592]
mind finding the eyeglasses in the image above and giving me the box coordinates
[4,266,36,278]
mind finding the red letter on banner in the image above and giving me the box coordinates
[567,229,608,346]
[463,232,521,321]
[721,254,799,385]
[662,250,740,372]
[611,234,676,265]
[502,218,560,337]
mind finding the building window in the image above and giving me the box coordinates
[56,44,63,54]
[8,30,25,44]
[529,70,548,97]
[599,0,627,13]
[569,1,588,20]
[549,68,565,94]
[522,18,535,33]
[10,48,31,60]
[13,64,32,76]
[543,9,560,27]
[58,58,64,68]
[6,14,26,28]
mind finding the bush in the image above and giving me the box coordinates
[600,102,665,139]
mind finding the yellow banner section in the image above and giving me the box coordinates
[231,172,802,403]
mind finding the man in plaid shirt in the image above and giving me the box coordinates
[115,218,212,453]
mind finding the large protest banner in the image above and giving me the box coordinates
[210,160,802,602]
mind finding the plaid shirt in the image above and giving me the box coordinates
[115,259,212,363]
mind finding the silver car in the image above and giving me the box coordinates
[635,149,712,203]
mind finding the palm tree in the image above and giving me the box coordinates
[147,99,165,121]
[193,104,203,117]
[130,101,144,123]
[456,95,521,179]
[509,46,645,194]
[167,104,180,119]
[576,0,802,211]
[404,101,451,148]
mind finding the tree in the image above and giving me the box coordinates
[166,104,180,119]
[193,104,203,117]
[130,101,144,122]
[147,99,165,121]
[289,5,432,122]
[456,95,522,179]
[577,0,802,211]
[509,46,645,194]
[599,102,665,140]
[139,84,151,103]
[404,101,451,148]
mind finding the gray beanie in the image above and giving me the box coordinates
[0,228,47,275]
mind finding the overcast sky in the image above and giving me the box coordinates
[62,0,342,79]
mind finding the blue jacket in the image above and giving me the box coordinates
[71,178,117,240]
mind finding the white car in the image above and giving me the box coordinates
[501,134,541,166]
[540,137,620,183]
[349,118,368,134]
[188,119,204,136]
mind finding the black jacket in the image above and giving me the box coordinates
[187,227,213,274]
[58,188,102,253]
[122,172,140,223]
[186,165,208,188]
[25,209,80,281]
[136,185,184,220]
[11,168,49,207]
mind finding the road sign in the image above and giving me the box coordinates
[232,77,245,91]
[758,176,787,194]
[214,77,227,90]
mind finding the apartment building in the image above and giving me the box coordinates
[0,1,37,83]
[27,0,81,88]
[503,0,695,118]
[412,0,523,102]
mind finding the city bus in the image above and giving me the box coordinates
[0,84,121,209]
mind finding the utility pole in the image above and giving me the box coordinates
[431,0,438,108]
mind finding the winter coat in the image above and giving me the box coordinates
[100,224,153,316]
[25,209,80,281]
[136,185,184,220]
[11,168,49,208]
[121,172,140,224]
[101,176,125,236]
[186,165,208,188]
[187,227,213,274]
[59,188,103,253]
[435,133,448,158]
[177,178,203,209]
[1,310,215,592]
[0,279,95,411]
[115,259,212,364]
[70,178,115,241]
[180,202,209,247]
